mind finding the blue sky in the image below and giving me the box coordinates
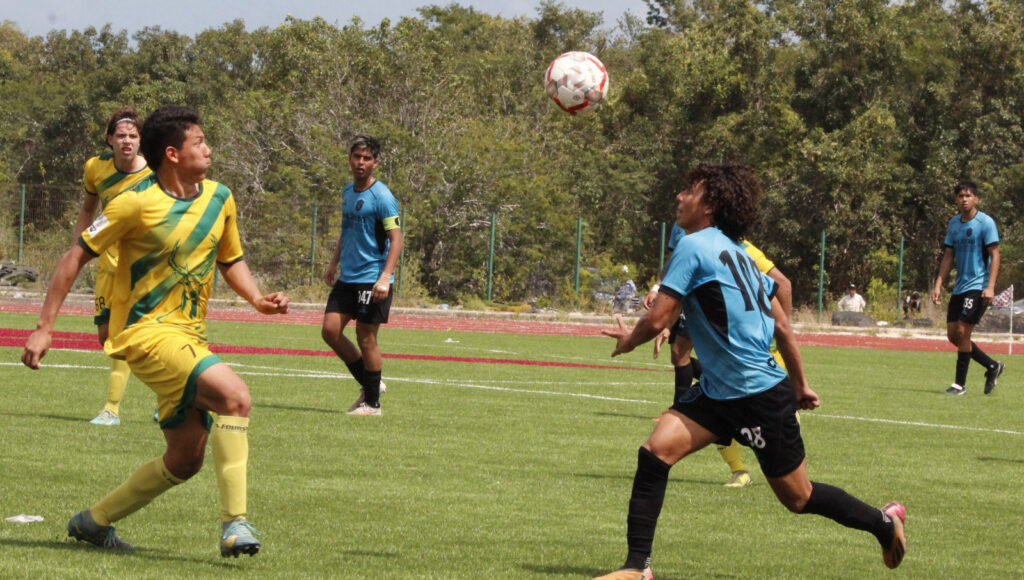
[3,0,652,38]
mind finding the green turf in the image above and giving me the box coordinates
[1,312,1022,578]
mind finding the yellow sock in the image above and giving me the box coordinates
[102,359,131,415]
[90,457,184,526]
[211,415,250,522]
[717,439,747,473]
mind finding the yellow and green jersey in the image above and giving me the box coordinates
[80,178,244,355]
[83,153,153,271]
[739,239,775,275]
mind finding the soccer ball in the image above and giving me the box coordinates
[544,51,609,115]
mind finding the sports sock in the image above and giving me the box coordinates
[90,456,184,525]
[717,439,747,473]
[690,357,702,380]
[801,481,893,548]
[362,370,382,407]
[673,363,694,405]
[345,358,366,385]
[624,447,671,570]
[211,415,250,522]
[955,351,970,387]
[103,358,131,415]
[970,342,996,370]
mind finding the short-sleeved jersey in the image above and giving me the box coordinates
[82,153,153,271]
[337,180,400,284]
[80,177,244,356]
[661,227,786,400]
[944,211,999,295]
[667,224,685,253]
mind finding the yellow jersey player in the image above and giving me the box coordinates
[74,106,153,426]
[23,105,289,557]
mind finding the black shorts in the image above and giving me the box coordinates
[325,281,393,324]
[671,377,805,478]
[668,314,689,344]
[946,290,987,325]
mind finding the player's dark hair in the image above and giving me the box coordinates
[104,106,141,145]
[350,134,381,159]
[140,105,201,173]
[954,181,979,197]
[686,162,761,242]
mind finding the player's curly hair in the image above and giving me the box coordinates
[140,105,201,173]
[686,162,762,242]
[104,106,141,144]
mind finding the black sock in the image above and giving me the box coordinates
[345,358,366,385]
[801,481,893,548]
[362,370,382,407]
[690,357,702,380]
[970,342,996,370]
[624,447,671,570]
[673,364,694,405]
[955,352,970,386]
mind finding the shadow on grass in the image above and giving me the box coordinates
[977,455,1024,464]
[258,403,343,415]
[573,472,722,487]
[522,562,739,579]
[0,537,238,568]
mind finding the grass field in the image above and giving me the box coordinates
[1,311,1022,579]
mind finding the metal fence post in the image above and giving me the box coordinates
[309,203,318,286]
[18,184,26,263]
[487,212,495,301]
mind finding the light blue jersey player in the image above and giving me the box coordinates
[661,227,786,400]
[597,163,906,580]
[931,180,1003,396]
[338,180,400,284]
[323,134,404,416]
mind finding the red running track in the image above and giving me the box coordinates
[1,301,1014,355]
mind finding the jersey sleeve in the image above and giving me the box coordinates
[80,192,141,256]
[741,240,775,274]
[661,235,704,297]
[379,190,400,231]
[667,224,685,252]
[982,215,1000,247]
[943,218,954,248]
[216,188,245,264]
[82,158,99,195]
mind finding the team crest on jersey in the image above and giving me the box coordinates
[87,213,110,236]
[158,236,218,322]
[966,228,973,237]
[355,200,365,212]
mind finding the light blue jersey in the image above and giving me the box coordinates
[944,210,998,295]
[667,223,685,252]
[338,180,400,284]
[661,227,786,400]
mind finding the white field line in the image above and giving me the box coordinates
[4,361,1021,436]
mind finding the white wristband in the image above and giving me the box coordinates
[651,284,660,293]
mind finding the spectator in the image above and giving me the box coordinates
[838,284,866,312]
[903,292,922,318]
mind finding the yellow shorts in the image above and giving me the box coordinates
[93,265,116,326]
[119,327,220,430]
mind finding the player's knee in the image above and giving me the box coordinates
[221,388,252,416]
[165,453,205,480]
[320,325,338,345]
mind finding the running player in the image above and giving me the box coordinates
[22,105,289,557]
[646,225,793,488]
[597,163,905,580]
[931,181,1004,395]
[74,106,152,426]
[321,134,403,416]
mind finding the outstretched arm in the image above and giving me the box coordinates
[219,260,290,315]
[22,243,95,369]
[603,291,682,357]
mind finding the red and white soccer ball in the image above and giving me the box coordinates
[544,51,609,115]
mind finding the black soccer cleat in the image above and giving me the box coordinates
[984,361,1005,394]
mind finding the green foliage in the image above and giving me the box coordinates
[3,2,1024,306]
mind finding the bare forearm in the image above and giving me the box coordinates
[219,260,263,307]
